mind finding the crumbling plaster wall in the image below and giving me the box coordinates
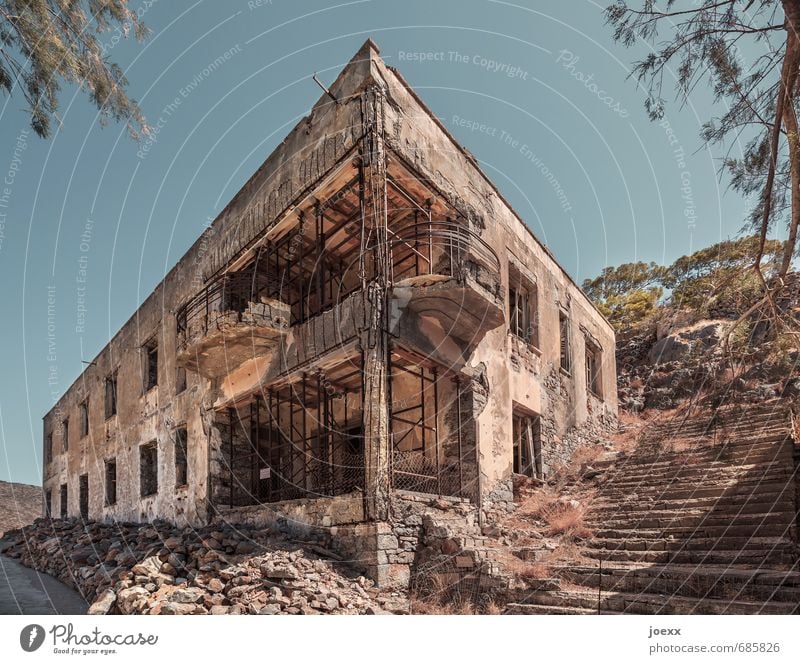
[42,43,375,525]
[372,51,617,500]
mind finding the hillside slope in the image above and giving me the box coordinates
[0,481,41,538]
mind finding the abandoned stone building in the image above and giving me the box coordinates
[41,40,616,585]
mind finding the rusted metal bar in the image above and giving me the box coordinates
[228,407,234,508]
[456,377,463,497]
[433,367,441,496]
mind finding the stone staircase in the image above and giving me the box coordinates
[507,400,800,614]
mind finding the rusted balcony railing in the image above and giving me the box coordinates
[388,218,500,282]
[176,271,289,352]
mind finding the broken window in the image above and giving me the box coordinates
[143,339,158,391]
[45,490,52,517]
[79,398,89,438]
[140,441,158,497]
[508,263,538,346]
[62,418,69,451]
[79,474,89,520]
[105,458,117,506]
[176,366,187,394]
[512,410,543,479]
[174,427,188,487]
[104,371,118,419]
[559,311,571,373]
[585,339,602,398]
[60,483,67,519]
[45,433,53,464]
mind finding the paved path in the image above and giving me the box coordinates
[0,555,87,614]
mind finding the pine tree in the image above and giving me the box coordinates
[607,1,800,291]
[0,0,149,138]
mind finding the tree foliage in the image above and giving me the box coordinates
[606,0,800,310]
[584,235,785,330]
[0,0,149,138]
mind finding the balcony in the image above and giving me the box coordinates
[176,270,290,379]
[389,219,504,347]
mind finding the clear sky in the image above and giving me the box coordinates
[0,0,767,484]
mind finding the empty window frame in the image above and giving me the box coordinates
[559,311,571,373]
[45,432,53,464]
[59,483,67,518]
[62,417,69,452]
[512,410,543,479]
[143,339,158,391]
[105,458,117,506]
[508,264,538,346]
[79,474,89,520]
[45,490,52,517]
[174,427,188,487]
[585,339,603,398]
[140,441,158,497]
[79,398,89,438]
[104,371,118,419]
[176,366,187,395]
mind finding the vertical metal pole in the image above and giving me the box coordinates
[255,394,261,502]
[250,400,255,503]
[420,365,426,456]
[316,371,323,493]
[268,390,273,502]
[413,210,419,277]
[298,212,305,322]
[276,389,283,500]
[433,368,441,496]
[323,379,331,494]
[386,348,393,489]
[302,374,308,491]
[427,206,433,275]
[228,407,234,508]
[456,377,463,498]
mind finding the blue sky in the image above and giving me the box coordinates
[0,0,767,484]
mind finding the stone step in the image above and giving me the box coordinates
[586,509,795,527]
[639,425,790,440]
[641,417,789,434]
[598,452,794,477]
[600,472,795,492]
[595,523,792,540]
[583,546,796,566]
[519,587,799,614]
[601,480,795,502]
[636,434,787,449]
[586,535,793,553]
[650,420,790,433]
[599,461,794,484]
[589,490,795,513]
[503,602,615,615]
[555,564,800,603]
[625,441,792,462]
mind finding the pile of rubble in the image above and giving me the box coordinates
[0,518,406,615]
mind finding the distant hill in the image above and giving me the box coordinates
[0,481,41,538]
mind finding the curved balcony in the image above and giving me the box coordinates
[389,219,504,346]
[176,271,290,379]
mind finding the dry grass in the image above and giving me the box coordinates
[409,571,502,615]
[519,562,551,580]
[544,501,592,539]
[514,486,595,540]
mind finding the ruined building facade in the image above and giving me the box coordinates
[42,41,616,585]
